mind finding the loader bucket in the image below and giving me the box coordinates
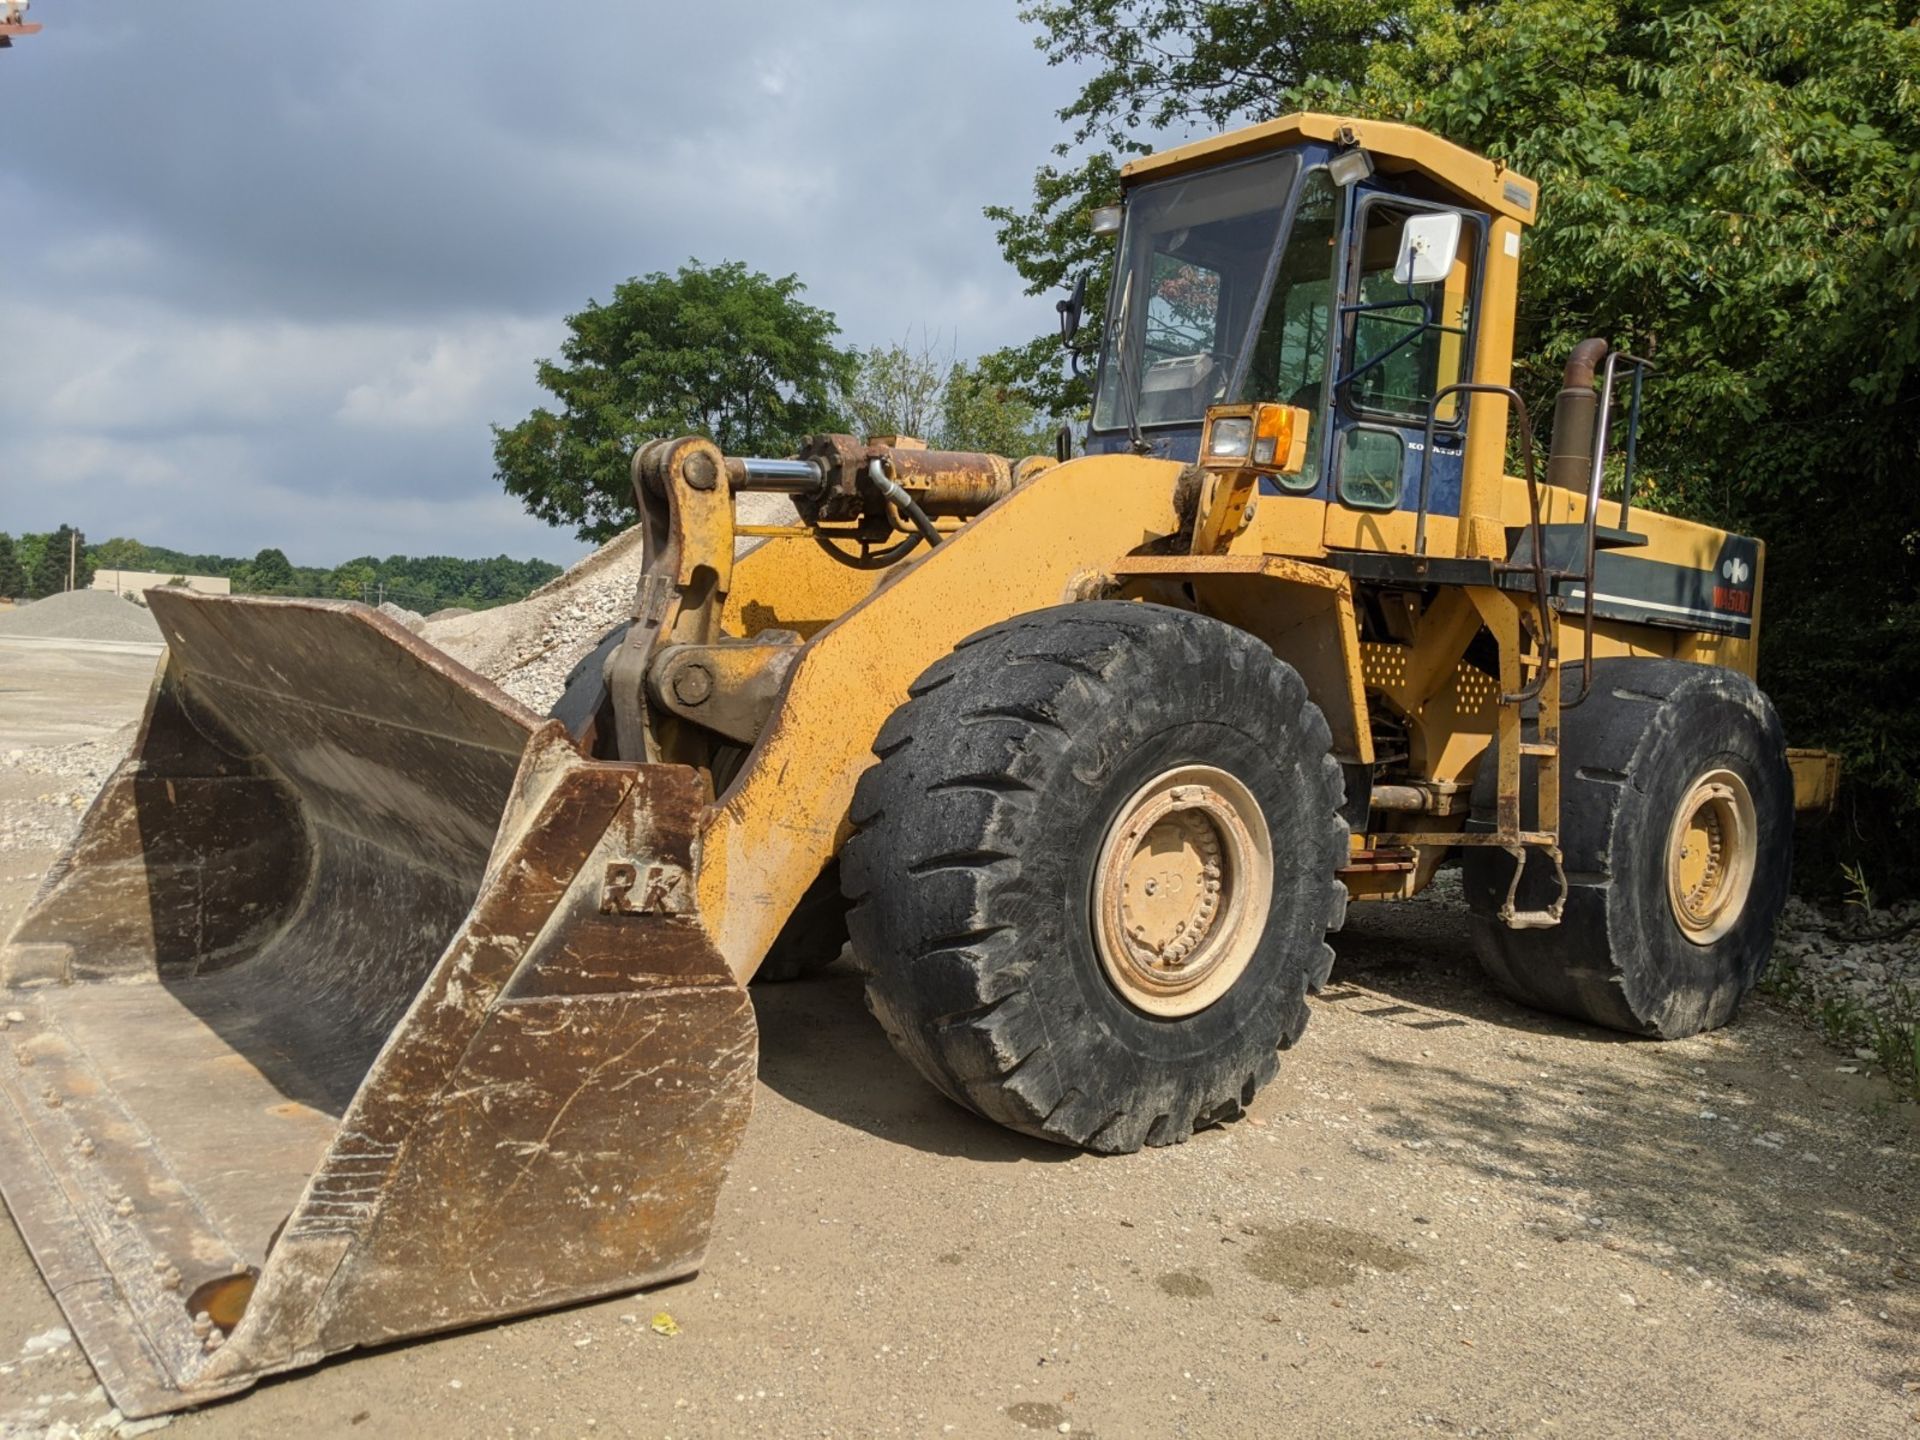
[0,593,755,1417]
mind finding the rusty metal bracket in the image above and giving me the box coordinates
[607,438,737,763]
[649,634,804,747]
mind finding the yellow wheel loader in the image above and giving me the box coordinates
[0,113,1837,1415]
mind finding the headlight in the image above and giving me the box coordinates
[1206,416,1253,461]
[1200,403,1310,475]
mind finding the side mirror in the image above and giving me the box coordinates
[1393,212,1463,287]
[1056,271,1088,345]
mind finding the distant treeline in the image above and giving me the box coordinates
[1,529,564,613]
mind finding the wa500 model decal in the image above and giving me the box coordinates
[1711,553,1754,618]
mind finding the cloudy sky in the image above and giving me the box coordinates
[0,3,1091,568]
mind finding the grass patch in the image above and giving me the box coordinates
[1763,955,1920,1101]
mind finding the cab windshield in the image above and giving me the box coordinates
[1092,153,1301,432]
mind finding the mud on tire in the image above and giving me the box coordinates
[840,601,1349,1154]
[1463,658,1793,1037]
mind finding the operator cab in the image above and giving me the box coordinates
[1084,116,1528,533]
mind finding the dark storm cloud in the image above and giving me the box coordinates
[0,1,1083,564]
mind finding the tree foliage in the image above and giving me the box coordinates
[843,336,951,442]
[239,547,295,593]
[0,533,24,600]
[79,537,561,612]
[90,537,144,571]
[996,0,1920,889]
[13,525,92,598]
[493,260,856,542]
[842,339,1063,457]
[942,353,1063,458]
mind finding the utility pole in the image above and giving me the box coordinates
[68,531,76,592]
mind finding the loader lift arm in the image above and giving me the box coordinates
[595,430,1190,982]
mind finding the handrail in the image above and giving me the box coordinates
[1416,382,1553,704]
[1565,350,1656,709]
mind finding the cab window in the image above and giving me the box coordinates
[1138,252,1227,425]
[1336,427,1404,510]
[1342,199,1480,426]
[1092,153,1300,433]
[1241,168,1341,491]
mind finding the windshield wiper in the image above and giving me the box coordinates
[1110,265,1152,455]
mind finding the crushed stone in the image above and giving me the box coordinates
[0,728,133,854]
[376,600,426,634]
[1767,896,1920,1076]
[0,591,162,644]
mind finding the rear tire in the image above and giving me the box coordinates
[1462,659,1792,1037]
[841,601,1348,1153]
[753,862,851,983]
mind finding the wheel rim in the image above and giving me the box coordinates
[1091,764,1273,1018]
[1665,767,1758,945]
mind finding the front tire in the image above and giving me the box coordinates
[841,602,1348,1153]
[1463,659,1792,1037]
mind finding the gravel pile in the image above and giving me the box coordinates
[421,494,797,714]
[376,600,426,633]
[0,591,163,644]
[1766,897,1920,1082]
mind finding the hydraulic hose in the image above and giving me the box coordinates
[867,458,944,549]
[812,529,923,570]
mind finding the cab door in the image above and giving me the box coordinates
[1321,189,1488,555]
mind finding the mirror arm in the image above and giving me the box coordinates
[1334,311,1436,393]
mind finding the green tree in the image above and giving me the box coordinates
[940,355,1062,458]
[238,547,295,594]
[494,260,856,541]
[22,528,81,599]
[840,338,1065,456]
[0,533,24,599]
[996,0,1920,887]
[28,525,94,595]
[15,535,46,595]
[843,336,950,441]
[329,559,377,602]
[90,537,145,571]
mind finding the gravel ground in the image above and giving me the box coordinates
[0,730,134,855]
[1766,897,1920,1094]
[375,601,426,633]
[0,593,161,644]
